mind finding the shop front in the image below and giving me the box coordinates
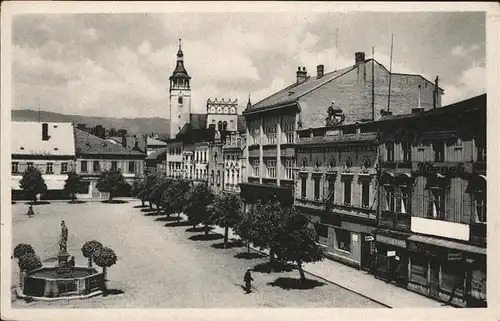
[407,234,487,307]
[372,229,411,286]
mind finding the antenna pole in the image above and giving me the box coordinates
[372,47,375,121]
[387,34,394,112]
[335,28,339,71]
[38,104,40,122]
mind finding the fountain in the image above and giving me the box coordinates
[17,221,105,301]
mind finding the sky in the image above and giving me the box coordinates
[11,12,486,119]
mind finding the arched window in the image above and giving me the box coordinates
[344,158,352,169]
[230,120,235,129]
[329,158,336,168]
[315,158,321,168]
[302,158,308,168]
[218,121,223,132]
[178,96,183,104]
[361,158,371,169]
[222,121,228,131]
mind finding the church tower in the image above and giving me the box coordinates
[169,38,192,139]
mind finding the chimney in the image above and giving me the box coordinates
[433,76,439,109]
[411,85,425,114]
[316,64,324,78]
[42,123,49,141]
[134,135,139,148]
[121,135,127,148]
[355,52,366,84]
[296,66,307,84]
[95,125,105,139]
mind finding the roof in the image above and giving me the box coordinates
[376,94,486,123]
[147,137,168,147]
[145,147,168,160]
[190,113,207,130]
[108,135,147,153]
[296,132,378,146]
[74,128,146,158]
[12,122,75,156]
[245,65,355,113]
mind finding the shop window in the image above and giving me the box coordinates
[410,255,428,285]
[335,229,351,252]
[343,179,352,205]
[314,177,321,201]
[386,142,395,162]
[433,140,445,162]
[440,263,464,295]
[314,223,328,244]
[473,192,486,223]
[301,176,307,199]
[427,188,446,219]
[361,180,370,208]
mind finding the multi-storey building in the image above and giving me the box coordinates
[373,94,486,307]
[11,122,76,200]
[222,131,246,193]
[73,128,146,199]
[294,120,379,270]
[242,52,443,209]
[206,98,239,131]
[193,142,210,181]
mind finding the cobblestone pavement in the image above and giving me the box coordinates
[10,200,384,308]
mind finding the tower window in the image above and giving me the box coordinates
[218,121,223,132]
[178,97,183,105]
[223,121,228,131]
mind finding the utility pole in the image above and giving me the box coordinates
[372,47,375,121]
[387,34,394,112]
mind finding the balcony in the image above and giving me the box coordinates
[379,211,410,231]
[295,198,325,211]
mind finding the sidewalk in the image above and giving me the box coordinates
[207,222,447,308]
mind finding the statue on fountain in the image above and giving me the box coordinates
[57,221,71,274]
[59,220,68,254]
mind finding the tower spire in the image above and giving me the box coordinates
[246,93,252,108]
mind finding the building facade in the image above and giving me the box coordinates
[169,39,192,139]
[294,122,379,270]
[373,94,486,307]
[206,98,239,131]
[11,122,76,200]
[222,131,246,193]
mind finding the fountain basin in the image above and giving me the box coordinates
[18,266,105,301]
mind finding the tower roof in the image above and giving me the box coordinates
[170,38,191,80]
[246,94,252,108]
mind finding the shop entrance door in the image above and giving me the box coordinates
[360,238,372,271]
[430,261,440,297]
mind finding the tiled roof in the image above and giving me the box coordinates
[74,128,146,157]
[145,147,168,160]
[245,66,354,113]
[296,132,378,146]
[12,122,75,156]
[147,137,168,146]
[108,135,147,153]
[190,113,207,130]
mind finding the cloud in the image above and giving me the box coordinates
[441,60,486,105]
[451,44,481,57]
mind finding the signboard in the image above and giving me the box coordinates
[395,256,400,261]
[414,162,465,176]
[387,251,396,257]
[448,252,462,261]
[376,235,407,248]
[365,236,375,242]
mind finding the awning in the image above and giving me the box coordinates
[373,229,411,248]
[380,172,395,185]
[466,175,487,193]
[424,173,450,189]
[408,234,486,255]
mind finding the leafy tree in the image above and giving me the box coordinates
[161,179,191,222]
[150,173,168,214]
[274,209,325,282]
[13,243,35,259]
[209,192,243,248]
[131,179,147,206]
[96,169,127,201]
[18,253,42,272]
[64,171,83,202]
[19,166,47,204]
[81,240,103,268]
[93,246,118,291]
[184,182,214,234]
[144,173,161,209]
[234,206,256,253]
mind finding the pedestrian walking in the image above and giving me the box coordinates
[26,205,34,217]
[244,268,254,294]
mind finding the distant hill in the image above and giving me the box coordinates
[12,109,170,135]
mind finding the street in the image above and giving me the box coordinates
[11,200,383,308]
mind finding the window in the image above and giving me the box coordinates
[266,160,276,178]
[61,162,68,174]
[343,179,352,205]
[361,180,370,208]
[433,140,445,162]
[441,263,464,295]
[223,121,228,131]
[402,141,412,162]
[343,158,352,170]
[211,170,215,184]
[328,158,335,169]
[383,186,394,211]
[314,223,328,244]
[12,162,18,174]
[27,162,34,168]
[111,161,118,171]
[314,177,321,200]
[217,170,221,185]
[46,163,53,173]
[218,121,223,132]
[473,192,486,223]
[230,120,234,130]
[410,255,428,285]
[301,176,307,199]
[128,161,136,173]
[335,229,351,252]
[477,145,486,162]
[327,178,335,202]
[284,159,294,180]
[283,122,295,144]
[93,161,100,172]
[81,161,88,172]
[427,188,446,219]
[395,187,411,214]
[302,158,308,168]
[251,159,260,177]
[178,97,183,104]
[386,142,395,162]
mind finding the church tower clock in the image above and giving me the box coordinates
[169,38,192,139]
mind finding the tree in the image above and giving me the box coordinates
[150,173,168,214]
[160,179,191,222]
[93,246,118,291]
[64,171,83,202]
[19,166,47,204]
[96,169,127,201]
[13,243,35,259]
[144,173,161,209]
[209,192,243,248]
[18,253,42,272]
[274,209,325,282]
[81,240,103,268]
[131,179,147,206]
[184,182,214,234]
[234,207,256,253]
